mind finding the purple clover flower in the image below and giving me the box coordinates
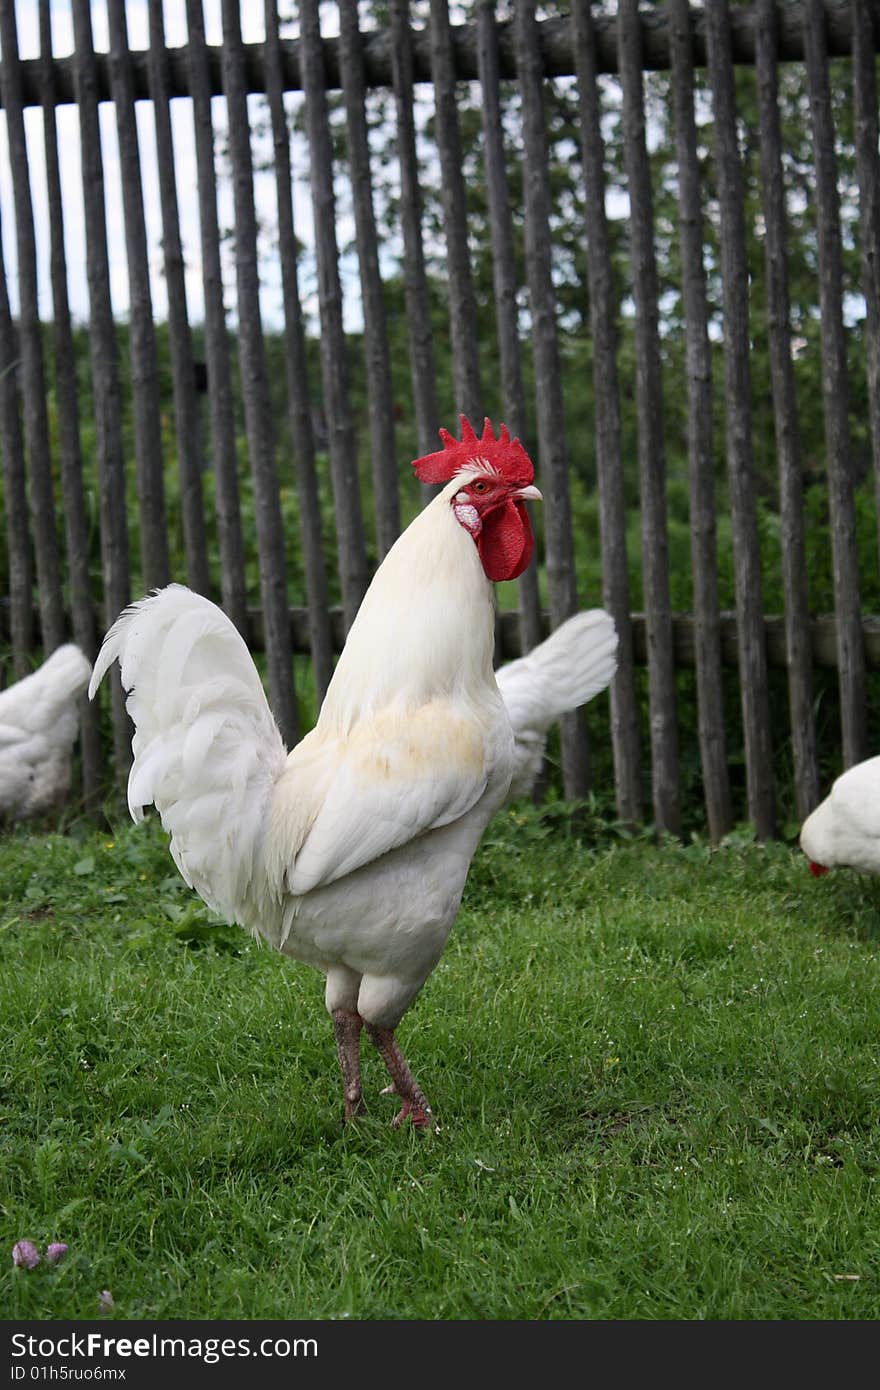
[12,1241,40,1270]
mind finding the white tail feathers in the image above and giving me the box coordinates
[89,585,287,926]
[496,609,618,801]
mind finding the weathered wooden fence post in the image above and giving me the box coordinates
[107,0,170,594]
[37,0,103,808]
[619,0,681,834]
[852,0,880,583]
[147,0,211,601]
[183,0,249,640]
[668,0,732,841]
[262,0,335,705]
[389,0,441,494]
[572,0,643,828]
[804,0,867,771]
[298,0,370,636]
[71,0,132,778]
[516,0,592,801]
[755,0,820,822]
[220,0,298,747]
[706,0,776,840]
[429,0,483,424]
[0,0,65,655]
[339,0,401,562]
[476,1,543,663]
[0,211,32,680]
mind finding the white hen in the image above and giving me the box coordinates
[799,756,880,877]
[90,417,541,1128]
[0,644,92,821]
[496,609,618,801]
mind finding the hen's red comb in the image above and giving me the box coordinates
[412,415,535,487]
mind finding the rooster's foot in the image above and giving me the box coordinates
[380,1080,431,1126]
[343,1095,368,1124]
[367,1023,435,1131]
[391,1097,433,1129]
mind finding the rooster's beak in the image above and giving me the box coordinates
[514,484,542,502]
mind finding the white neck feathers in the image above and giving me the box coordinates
[318,489,496,733]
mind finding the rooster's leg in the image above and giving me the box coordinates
[332,1008,366,1121]
[366,1024,433,1129]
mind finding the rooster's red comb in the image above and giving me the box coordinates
[412,415,535,487]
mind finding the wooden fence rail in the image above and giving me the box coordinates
[1,0,879,840]
[4,5,869,104]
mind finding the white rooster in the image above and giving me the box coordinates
[799,757,880,878]
[496,609,618,801]
[90,418,544,1129]
[0,644,92,822]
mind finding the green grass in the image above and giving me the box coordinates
[1,804,879,1321]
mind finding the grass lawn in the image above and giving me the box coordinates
[1,802,879,1321]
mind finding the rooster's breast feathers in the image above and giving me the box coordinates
[270,696,508,897]
[264,485,512,897]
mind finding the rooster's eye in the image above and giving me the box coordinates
[471,480,489,494]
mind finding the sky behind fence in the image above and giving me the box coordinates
[0,1,640,339]
[0,0,381,332]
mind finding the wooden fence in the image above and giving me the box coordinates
[0,0,879,840]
